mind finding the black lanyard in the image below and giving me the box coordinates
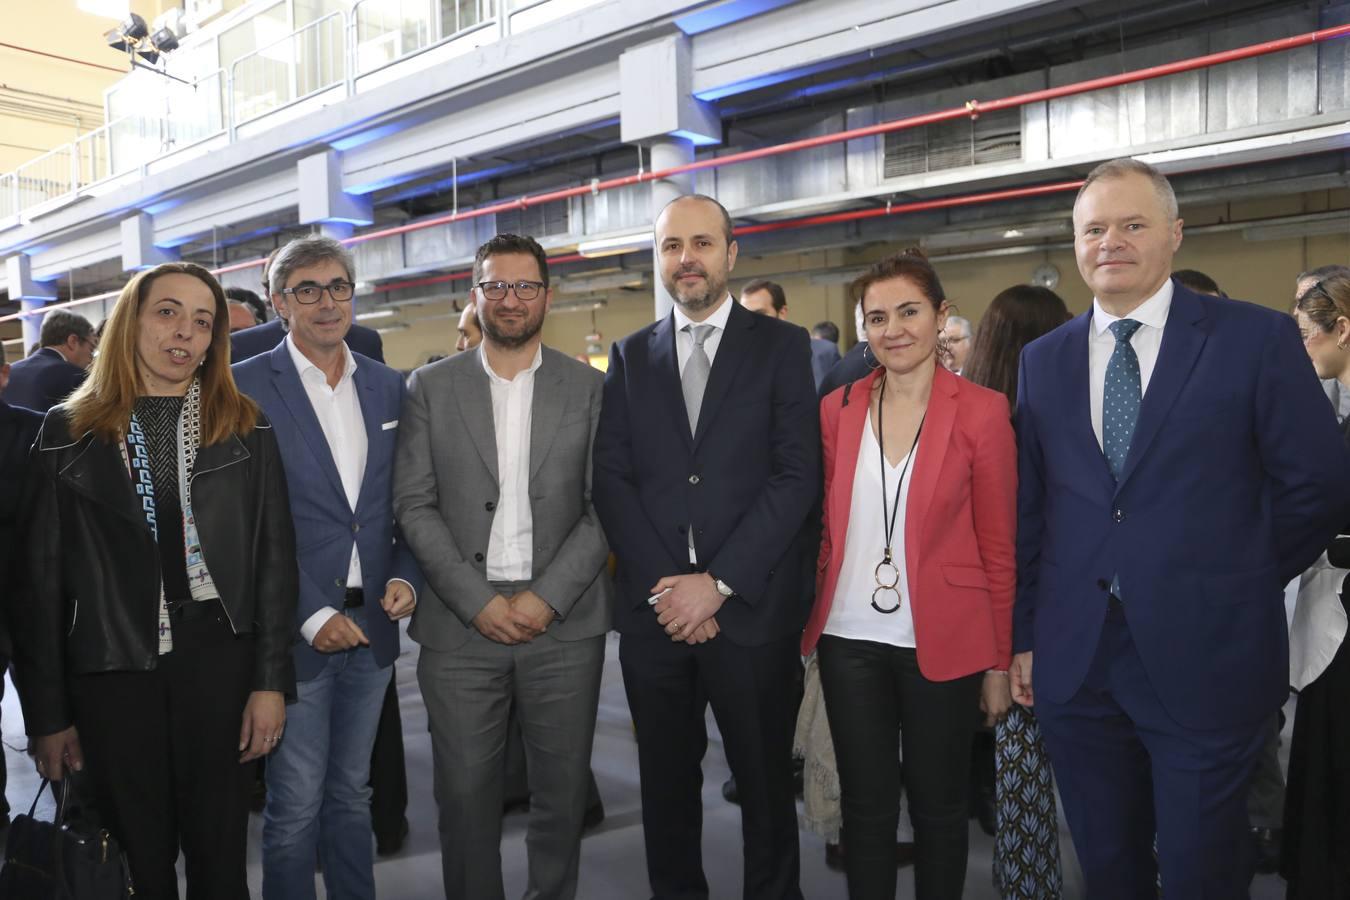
[877,375,925,568]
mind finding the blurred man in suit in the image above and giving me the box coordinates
[394,233,612,900]
[940,315,972,373]
[456,302,483,353]
[1297,265,1350,422]
[594,195,819,900]
[1012,158,1350,898]
[233,236,421,900]
[740,279,840,389]
[2,310,95,412]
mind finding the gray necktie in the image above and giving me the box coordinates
[682,324,713,432]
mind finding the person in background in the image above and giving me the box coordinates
[804,250,1015,900]
[227,301,261,333]
[1297,265,1350,423]
[2,310,96,412]
[740,279,842,388]
[1171,269,1226,298]
[939,315,972,374]
[457,301,483,353]
[961,283,1071,899]
[226,287,269,328]
[0,341,43,827]
[10,262,297,899]
[1284,274,1350,898]
[813,321,841,345]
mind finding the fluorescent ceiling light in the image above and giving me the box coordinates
[354,309,397,321]
[577,231,652,259]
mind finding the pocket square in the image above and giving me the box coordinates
[382,420,399,431]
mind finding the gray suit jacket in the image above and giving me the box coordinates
[394,345,613,651]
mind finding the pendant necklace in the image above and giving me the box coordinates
[873,375,925,614]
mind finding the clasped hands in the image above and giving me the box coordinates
[472,590,556,645]
[650,573,724,644]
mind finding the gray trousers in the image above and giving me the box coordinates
[419,624,605,900]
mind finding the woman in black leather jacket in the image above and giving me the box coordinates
[10,261,298,900]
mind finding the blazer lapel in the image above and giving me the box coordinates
[693,302,752,450]
[649,314,693,450]
[351,363,383,514]
[60,438,147,530]
[529,352,566,482]
[1059,313,1117,493]
[455,356,500,485]
[1115,286,1208,494]
[904,366,958,583]
[269,342,349,507]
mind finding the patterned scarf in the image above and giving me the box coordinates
[122,377,219,654]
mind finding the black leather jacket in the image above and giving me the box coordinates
[10,407,298,737]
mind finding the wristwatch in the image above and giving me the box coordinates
[711,576,735,599]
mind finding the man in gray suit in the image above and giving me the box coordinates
[393,233,613,900]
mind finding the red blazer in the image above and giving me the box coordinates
[802,365,1017,680]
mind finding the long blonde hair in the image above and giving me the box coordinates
[66,262,258,444]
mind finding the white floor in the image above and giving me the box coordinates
[1,630,1291,899]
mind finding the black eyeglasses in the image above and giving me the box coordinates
[477,280,545,301]
[283,281,356,304]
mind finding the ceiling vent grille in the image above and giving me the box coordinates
[495,198,571,238]
[883,107,1022,179]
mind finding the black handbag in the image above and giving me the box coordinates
[0,778,133,899]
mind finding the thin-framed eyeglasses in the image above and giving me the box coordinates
[283,281,356,304]
[477,280,545,301]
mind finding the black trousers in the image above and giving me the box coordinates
[69,601,255,900]
[619,631,804,900]
[817,636,982,900]
[369,663,408,839]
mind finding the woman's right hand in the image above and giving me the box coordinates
[30,726,83,782]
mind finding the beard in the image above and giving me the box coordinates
[664,263,728,314]
[480,305,545,349]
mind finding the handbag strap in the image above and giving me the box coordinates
[26,779,49,818]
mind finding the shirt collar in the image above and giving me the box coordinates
[285,333,357,385]
[479,342,543,385]
[672,293,734,335]
[1092,278,1174,336]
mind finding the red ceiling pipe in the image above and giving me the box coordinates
[7,22,1350,322]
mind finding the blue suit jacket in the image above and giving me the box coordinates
[232,342,420,681]
[1014,282,1350,730]
[2,348,86,413]
[230,319,385,364]
[593,301,821,645]
[809,336,842,389]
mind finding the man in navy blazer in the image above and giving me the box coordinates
[1012,159,1350,898]
[232,236,419,900]
[2,310,95,412]
[593,195,819,900]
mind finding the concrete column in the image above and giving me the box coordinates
[6,255,56,352]
[19,299,46,352]
[649,136,695,320]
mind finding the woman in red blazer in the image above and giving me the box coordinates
[803,250,1016,900]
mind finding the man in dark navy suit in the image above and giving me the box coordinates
[0,343,44,823]
[593,195,819,900]
[230,248,385,364]
[1012,158,1350,898]
[2,310,95,412]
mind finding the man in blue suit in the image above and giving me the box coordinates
[594,195,819,900]
[233,236,420,900]
[1011,158,1350,898]
[2,310,95,412]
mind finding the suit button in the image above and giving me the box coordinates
[688,474,700,485]
[1113,509,1124,523]
[485,501,496,512]
[352,522,360,533]
[474,552,485,563]
[1097,578,1109,590]
[334,578,344,587]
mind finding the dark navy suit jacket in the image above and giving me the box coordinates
[0,400,43,656]
[2,348,86,413]
[1014,281,1350,730]
[233,341,420,681]
[230,319,385,364]
[593,300,821,646]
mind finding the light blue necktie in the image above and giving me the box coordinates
[1103,319,1143,482]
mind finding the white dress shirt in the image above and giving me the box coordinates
[482,344,543,583]
[672,293,734,375]
[824,414,918,648]
[287,336,370,645]
[671,294,734,567]
[1089,279,1173,450]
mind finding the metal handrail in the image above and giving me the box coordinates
[349,0,498,84]
[227,10,348,136]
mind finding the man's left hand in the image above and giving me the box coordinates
[380,579,417,621]
[652,573,725,641]
[510,590,557,637]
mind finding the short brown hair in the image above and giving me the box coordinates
[741,279,786,312]
[1076,158,1178,221]
[38,310,93,349]
[848,248,946,314]
[66,262,258,444]
[473,233,550,287]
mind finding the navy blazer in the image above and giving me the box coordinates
[231,319,385,364]
[1015,282,1350,730]
[2,348,86,413]
[232,342,420,681]
[593,300,821,646]
[809,336,842,389]
[0,400,43,656]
